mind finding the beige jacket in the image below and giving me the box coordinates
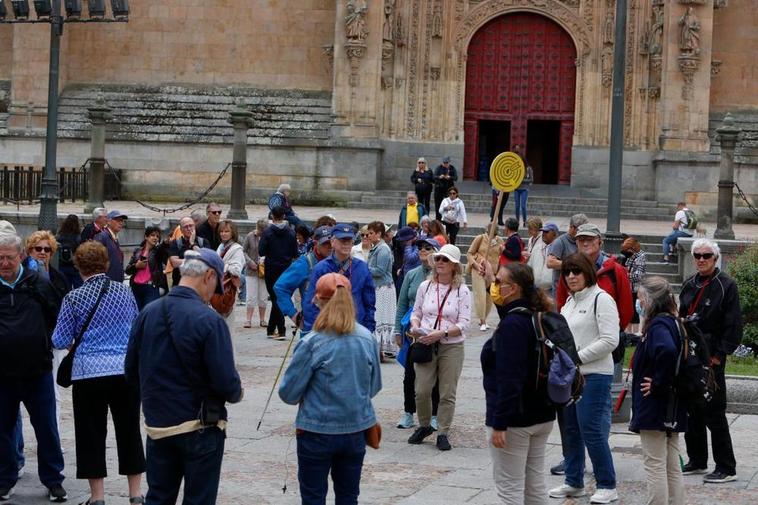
[466,233,503,275]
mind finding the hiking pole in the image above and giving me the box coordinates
[257,314,301,430]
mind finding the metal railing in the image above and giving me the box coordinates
[0,164,121,204]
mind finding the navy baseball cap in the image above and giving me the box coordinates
[540,222,559,233]
[332,223,357,240]
[107,210,128,220]
[184,249,225,295]
[313,225,333,245]
[416,237,441,251]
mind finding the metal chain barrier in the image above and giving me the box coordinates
[734,182,758,217]
[101,159,232,216]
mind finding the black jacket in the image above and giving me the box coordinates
[678,268,742,359]
[433,164,458,192]
[196,221,221,251]
[258,223,299,270]
[410,169,434,191]
[125,243,169,291]
[481,299,556,430]
[0,268,62,378]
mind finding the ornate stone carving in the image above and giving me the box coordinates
[678,7,700,55]
[430,67,441,80]
[383,0,395,42]
[382,1,396,90]
[345,42,367,87]
[583,0,594,31]
[602,46,614,87]
[711,59,722,77]
[677,0,707,4]
[561,0,580,7]
[432,2,443,38]
[406,0,421,136]
[345,0,368,42]
[322,45,334,75]
[714,0,728,8]
[678,54,699,99]
[603,9,615,45]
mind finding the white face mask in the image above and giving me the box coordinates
[635,298,644,316]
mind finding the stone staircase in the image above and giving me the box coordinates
[56,84,333,144]
[353,189,674,221]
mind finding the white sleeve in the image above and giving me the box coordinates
[458,200,467,224]
[577,292,620,365]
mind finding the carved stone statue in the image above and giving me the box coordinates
[383,0,395,42]
[649,8,664,55]
[345,0,368,42]
[678,7,700,54]
[603,11,615,45]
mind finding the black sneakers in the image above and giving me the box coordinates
[407,426,435,444]
[48,483,68,502]
[0,486,14,501]
[436,434,452,451]
[703,470,737,483]
[681,462,708,475]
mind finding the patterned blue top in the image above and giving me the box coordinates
[52,274,139,380]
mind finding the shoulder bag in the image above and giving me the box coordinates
[409,284,452,364]
[57,279,110,388]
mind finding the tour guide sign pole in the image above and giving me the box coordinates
[482,151,526,260]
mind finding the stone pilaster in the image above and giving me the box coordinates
[658,1,714,152]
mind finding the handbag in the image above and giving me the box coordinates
[409,285,452,364]
[210,273,238,316]
[57,279,110,388]
[365,422,382,449]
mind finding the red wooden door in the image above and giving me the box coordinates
[464,13,577,182]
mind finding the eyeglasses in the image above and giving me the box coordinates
[209,210,222,215]
[33,246,52,253]
[434,256,450,263]
[693,252,714,260]
[562,267,583,277]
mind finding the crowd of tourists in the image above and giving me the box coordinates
[0,174,746,505]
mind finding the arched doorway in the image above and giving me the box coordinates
[463,13,577,184]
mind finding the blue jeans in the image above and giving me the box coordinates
[145,427,226,505]
[662,230,691,258]
[297,431,366,505]
[514,189,529,222]
[0,372,64,488]
[14,413,24,470]
[563,373,616,489]
[131,283,162,311]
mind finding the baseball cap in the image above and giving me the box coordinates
[416,237,441,251]
[442,156,451,163]
[315,272,352,302]
[332,223,357,240]
[107,210,128,220]
[575,223,602,239]
[313,225,333,245]
[0,220,16,234]
[184,249,225,294]
[540,222,559,233]
[433,244,462,264]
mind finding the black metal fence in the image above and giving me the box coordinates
[0,165,121,203]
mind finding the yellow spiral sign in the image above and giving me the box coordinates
[489,152,525,192]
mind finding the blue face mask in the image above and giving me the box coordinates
[635,299,644,316]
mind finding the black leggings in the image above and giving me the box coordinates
[264,264,288,335]
[444,222,460,245]
[404,350,439,415]
[72,375,145,479]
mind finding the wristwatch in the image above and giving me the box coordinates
[444,330,449,339]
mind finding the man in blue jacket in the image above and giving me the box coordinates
[125,249,243,505]
[302,224,376,333]
[274,225,333,329]
[94,210,127,282]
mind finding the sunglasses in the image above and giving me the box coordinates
[434,256,451,263]
[418,245,434,251]
[209,210,222,215]
[33,246,52,253]
[417,162,426,165]
[361,234,369,238]
[562,267,583,277]
[693,252,714,260]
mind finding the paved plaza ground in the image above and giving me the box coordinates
[11,307,758,505]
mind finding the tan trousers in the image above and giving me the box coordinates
[414,343,464,434]
[639,430,685,505]
[471,272,493,323]
[487,422,553,505]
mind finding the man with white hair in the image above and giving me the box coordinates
[196,202,223,250]
[81,207,108,242]
[268,184,302,226]
[0,233,67,502]
[678,238,742,483]
[126,249,243,504]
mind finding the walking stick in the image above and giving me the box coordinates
[257,315,301,430]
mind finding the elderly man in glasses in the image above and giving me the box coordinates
[677,238,742,484]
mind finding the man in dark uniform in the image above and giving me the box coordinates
[433,156,458,221]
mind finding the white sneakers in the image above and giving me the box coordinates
[590,488,619,503]
[549,485,618,503]
[479,323,489,331]
[549,484,586,498]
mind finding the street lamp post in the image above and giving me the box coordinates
[1,0,128,232]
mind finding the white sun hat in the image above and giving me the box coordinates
[433,244,462,264]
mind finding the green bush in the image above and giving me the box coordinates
[727,245,758,350]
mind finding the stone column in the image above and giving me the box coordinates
[84,96,111,213]
[659,3,714,152]
[226,106,253,220]
[714,113,741,240]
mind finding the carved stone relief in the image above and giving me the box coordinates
[345,0,369,87]
[601,46,614,87]
[677,7,701,99]
[406,0,421,136]
[677,0,707,4]
[711,59,722,78]
[382,1,396,90]
[322,45,334,75]
[714,0,728,8]
[640,0,663,99]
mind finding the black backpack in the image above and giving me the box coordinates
[673,316,715,407]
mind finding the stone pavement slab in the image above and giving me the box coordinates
[10,306,758,504]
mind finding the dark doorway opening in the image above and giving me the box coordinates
[477,120,511,181]
[526,120,561,184]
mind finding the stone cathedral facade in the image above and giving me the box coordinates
[0,0,755,206]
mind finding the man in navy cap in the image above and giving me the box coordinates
[94,210,127,282]
[302,224,376,333]
[126,249,243,505]
[274,225,334,338]
[433,156,458,221]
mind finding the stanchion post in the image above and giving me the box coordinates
[85,96,112,213]
[227,106,253,220]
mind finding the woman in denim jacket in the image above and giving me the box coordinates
[279,273,382,505]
